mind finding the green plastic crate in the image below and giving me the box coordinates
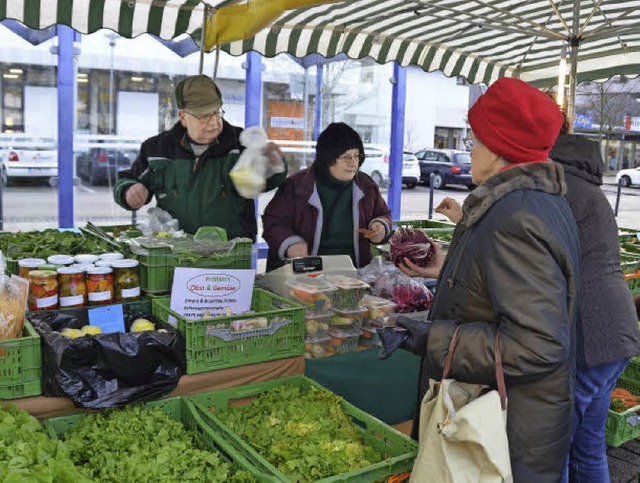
[189,375,418,482]
[606,377,640,447]
[138,240,254,295]
[622,357,640,382]
[0,320,42,399]
[152,288,305,374]
[43,396,275,482]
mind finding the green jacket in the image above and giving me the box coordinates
[114,121,287,239]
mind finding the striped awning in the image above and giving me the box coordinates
[2,0,640,86]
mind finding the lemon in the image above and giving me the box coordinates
[61,328,83,339]
[131,319,156,332]
[81,325,103,336]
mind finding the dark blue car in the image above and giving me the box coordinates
[414,148,474,190]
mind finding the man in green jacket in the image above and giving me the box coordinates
[113,75,287,240]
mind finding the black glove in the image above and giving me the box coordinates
[377,316,431,359]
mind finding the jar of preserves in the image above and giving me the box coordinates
[99,252,124,262]
[95,260,114,268]
[37,264,58,271]
[47,254,75,266]
[28,270,59,311]
[74,254,99,265]
[57,266,87,309]
[86,266,113,306]
[18,258,45,279]
[111,259,141,302]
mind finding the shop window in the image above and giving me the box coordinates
[2,84,24,133]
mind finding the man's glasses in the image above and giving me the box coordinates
[187,109,225,124]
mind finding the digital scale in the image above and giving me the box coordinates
[259,255,357,300]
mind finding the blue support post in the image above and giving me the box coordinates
[244,51,264,264]
[56,26,76,228]
[313,64,323,141]
[388,63,407,221]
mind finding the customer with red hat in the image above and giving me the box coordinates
[391,77,581,482]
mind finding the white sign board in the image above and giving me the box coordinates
[270,117,305,129]
[170,268,255,321]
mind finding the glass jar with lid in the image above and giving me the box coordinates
[86,266,113,306]
[18,258,46,279]
[74,254,99,265]
[28,270,59,311]
[99,252,124,262]
[111,259,141,302]
[57,266,87,309]
[47,254,75,267]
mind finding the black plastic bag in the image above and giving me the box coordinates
[30,308,186,409]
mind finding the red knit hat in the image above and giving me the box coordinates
[468,77,563,164]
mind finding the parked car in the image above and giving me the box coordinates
[616,166,640,187]
[360,147,421,189]
[75,137,141,186]
[414,148,474,190]
[0,135,57,185]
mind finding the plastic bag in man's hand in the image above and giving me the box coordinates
[230,127,284,199]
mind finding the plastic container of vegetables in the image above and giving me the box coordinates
[304,311,331,338]
[304,335,333,359]
[328,328,362,354]
[362,294,396,327]
[286,279,337,312]
[326,275,369,309]
[329,307,366,331]
[359,327,381,347]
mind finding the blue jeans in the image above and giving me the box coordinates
[563,358,630,483]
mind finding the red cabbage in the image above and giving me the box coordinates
[389,227,436,267]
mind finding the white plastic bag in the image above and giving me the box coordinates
[230,127,285,199]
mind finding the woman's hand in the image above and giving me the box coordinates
[435,197,463,224]
[286,242,309,258]
[397,244,445,279]
[358,221,386,244]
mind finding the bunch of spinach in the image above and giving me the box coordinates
[0,229,114,260]
[0,405,91,482]
[216,385,384,482]
[63,405,255,483]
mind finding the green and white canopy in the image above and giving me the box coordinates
[2,0,640,86]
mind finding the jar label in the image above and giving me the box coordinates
[121,287,141,299]
[36,295,58,309]
[88,291,112,302]
[60,295,84,307]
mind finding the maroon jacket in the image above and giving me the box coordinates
[262,168,392,271]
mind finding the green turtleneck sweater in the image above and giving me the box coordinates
[316,170,355,263]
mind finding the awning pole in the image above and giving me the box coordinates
[566,1,581,134]
[198,6,208,75]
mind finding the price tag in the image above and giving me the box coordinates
[88,304,125,334]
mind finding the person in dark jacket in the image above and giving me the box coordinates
[113,75,287,239]
[392,78,580,482]
[550,131,640,482]
[262,122,391,271]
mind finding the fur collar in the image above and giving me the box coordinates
[461,162,567,228]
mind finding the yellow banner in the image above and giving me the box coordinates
[204,0,343,50]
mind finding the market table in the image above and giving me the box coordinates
[7,356,304,420]
[305,348,421,426]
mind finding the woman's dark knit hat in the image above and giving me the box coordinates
[314,123,365,174]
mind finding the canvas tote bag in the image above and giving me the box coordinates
[410,327,512,483]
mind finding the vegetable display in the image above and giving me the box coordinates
[327,328,362,354]
[610,388,640,413]
[216,384,383,481]
[0,229,114,261]
[329,308,366,331]
[0,405,90,482]
[326,275,369,309]
[304,312,331,338]
[389,227,437,268]
[62,405,254,482]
